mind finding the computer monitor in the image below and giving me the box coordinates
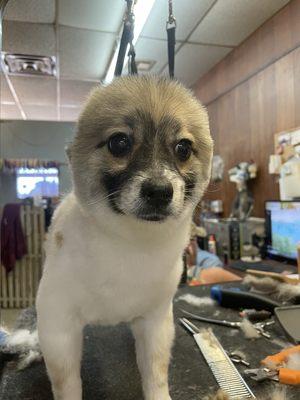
[265,201,300,262]
[16,167,59,199]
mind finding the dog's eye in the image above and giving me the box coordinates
[108,133,133,157]
[175,139,192,162]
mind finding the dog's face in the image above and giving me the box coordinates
[70,76,213,222]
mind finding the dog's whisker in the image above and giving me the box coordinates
[86,189,123,206]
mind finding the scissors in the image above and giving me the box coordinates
[227,352,250,367]
[180,309,274,339]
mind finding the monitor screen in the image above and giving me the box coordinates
[16,167,59,199]
[265,201,300,260]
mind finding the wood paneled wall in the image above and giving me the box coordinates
[194,0,300,217]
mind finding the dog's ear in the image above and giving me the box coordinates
[65,142,73,163]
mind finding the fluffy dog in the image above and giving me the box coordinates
[36,75,213,400]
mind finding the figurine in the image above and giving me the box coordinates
[229,161,257,220]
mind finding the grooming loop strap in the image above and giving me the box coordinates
[114,0,138,77]
[166,0,176,78]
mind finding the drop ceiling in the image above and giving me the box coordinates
[0,0,290,122]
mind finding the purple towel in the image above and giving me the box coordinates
[1,204,27,273]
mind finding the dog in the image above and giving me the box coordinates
[36,75,213,400]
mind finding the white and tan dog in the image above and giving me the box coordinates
[36,75,213,400]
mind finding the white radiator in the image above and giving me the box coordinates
[0,205,45,309]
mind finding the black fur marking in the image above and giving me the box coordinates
[184,173,196,201]
[101,169,131,214]
[96,140,107,149]
[136,212,170,222]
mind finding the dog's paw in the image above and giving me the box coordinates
[209,390,230,400]
[146,394,172,400]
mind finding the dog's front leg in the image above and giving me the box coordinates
[131,304,174,400]
[37,311,83,400]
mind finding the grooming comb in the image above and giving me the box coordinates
[180,318,256,399]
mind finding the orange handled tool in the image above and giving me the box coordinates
[278,368,300,385]
[262,345,300,366]
[244,346,300,385]
[261,345,300,385]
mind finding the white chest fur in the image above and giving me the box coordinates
[39,193,191,326]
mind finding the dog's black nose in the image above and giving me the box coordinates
[141,180,173,207]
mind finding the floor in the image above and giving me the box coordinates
[0,309,21,330]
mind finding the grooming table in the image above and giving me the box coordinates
[1,283,300,399]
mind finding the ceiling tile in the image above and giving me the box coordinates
[58,0,125,33]
[165,43,232,87]
[23,105,58,121]
[59,26,116,80]
[60,106,82,122]
[10,76,57,106]
[3,0,55,24]
[0,104,22,120]
[2,21,56,55]
[141,0,215,41]
[60,79,97,107]
[0,74,15,104]
[190,0,290,46]
[133,38,180,74]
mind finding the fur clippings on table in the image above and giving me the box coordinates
[0,326,41,370]
[0,307,41,370]
[243,275,300,301]
[240,318,260,339]
[209,388,287,400]
[176,293,216,307]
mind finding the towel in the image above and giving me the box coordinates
[0,204,27,272]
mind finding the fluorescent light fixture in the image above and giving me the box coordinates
[133,0,156,43]
[104,0,156,84]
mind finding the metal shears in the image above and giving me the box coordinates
[180,309,274,339]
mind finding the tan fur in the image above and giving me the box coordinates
[70,75,213,209]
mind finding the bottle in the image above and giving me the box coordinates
[180,252,188,285]
[222,244,229,265]
[208,234,217,255]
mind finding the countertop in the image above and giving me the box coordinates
[1,283,299,399]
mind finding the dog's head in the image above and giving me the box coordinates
[69,76,213,223]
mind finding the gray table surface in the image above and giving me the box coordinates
[0,283,299,399]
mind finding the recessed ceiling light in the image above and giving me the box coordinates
[136,60,156,72]
[1,53,56,77]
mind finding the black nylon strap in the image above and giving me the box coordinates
[166,0,176,79]
[114,20,132,77]
[114,0,138,77]
[128,44,138,75]
[167,26,176,78]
